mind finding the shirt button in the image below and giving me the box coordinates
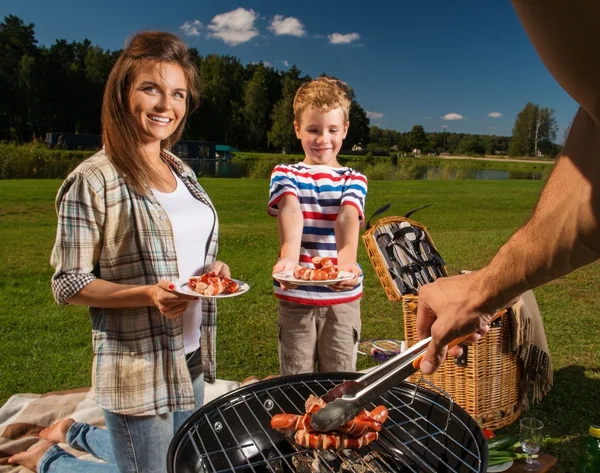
[159,214,167,221]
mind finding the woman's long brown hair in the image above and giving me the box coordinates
[101,31,200,193]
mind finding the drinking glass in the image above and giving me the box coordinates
[520,417,544,471]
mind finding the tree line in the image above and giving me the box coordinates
[1,15,560,157]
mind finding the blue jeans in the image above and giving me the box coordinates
[38,349,205,473]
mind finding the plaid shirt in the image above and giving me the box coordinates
[50,149,219,416]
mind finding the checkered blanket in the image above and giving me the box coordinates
[0,380,241,473]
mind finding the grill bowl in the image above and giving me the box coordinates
[168,372,488,473]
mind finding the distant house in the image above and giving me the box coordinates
[172,141,216,161]
[215,145,240,161]
[45,133,102,150]
[352,144,364,152]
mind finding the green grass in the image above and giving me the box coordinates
[1,178,598,472]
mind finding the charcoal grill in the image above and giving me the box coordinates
[168,373,488,473]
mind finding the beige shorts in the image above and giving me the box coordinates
[277,299,361,375]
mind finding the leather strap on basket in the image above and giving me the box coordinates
[365,203,391,230]
[365,204,432,230]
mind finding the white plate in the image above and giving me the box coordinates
[272,270,355,287]
[487,460,513,472]
[175,278,250,299]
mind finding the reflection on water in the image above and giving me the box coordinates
[184,160,543,181]
[471,169,542,180]
[186,160,249,178]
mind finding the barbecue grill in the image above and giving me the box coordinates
[168,373,488,473]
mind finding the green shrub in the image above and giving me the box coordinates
[246,157,282,179]
[362,161,422,181]
[0,143,91,179]
[426,164,469,180]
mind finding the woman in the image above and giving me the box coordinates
[9,31,227,473]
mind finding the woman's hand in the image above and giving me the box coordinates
[328,263,362,291]
[209,260,231,278]
[150,280,199,319]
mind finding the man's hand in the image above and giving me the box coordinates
[416,272,495,374]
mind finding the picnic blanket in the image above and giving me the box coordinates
[0,379,241,473]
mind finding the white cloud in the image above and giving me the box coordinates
[366,111,383,119]
[180,20,202,37]
[442,113,464,120]
[268,15,306,37]
[328,32,360,44]
[488,112,503,118]
[208,8,259,46]
[263,61,272,68]
[283,60,289,67]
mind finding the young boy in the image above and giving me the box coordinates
[267,77,368,375]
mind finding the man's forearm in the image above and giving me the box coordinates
[475,108,600,311]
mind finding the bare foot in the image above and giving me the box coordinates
[8,439,55,472]
[39,418,75,444]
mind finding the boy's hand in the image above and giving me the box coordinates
[273,257,299,291]
[209,261,231,279]
[328,263,362,291]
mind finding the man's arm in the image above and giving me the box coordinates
[417,107,600,373]
[511,0,600,124]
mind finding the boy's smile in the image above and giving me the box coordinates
[295,107,349,167]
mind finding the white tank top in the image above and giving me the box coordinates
[153,171,215,353]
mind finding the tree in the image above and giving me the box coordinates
[407,125,427,152]
[345,101,370,150]
[192,55,245,145]
[0,15,40,140]
[242,65,270,150]
[460,135,485,156]
[445,133,462,154]
[509,102,558,157]
[268,66,301,152]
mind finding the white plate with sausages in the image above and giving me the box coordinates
[273,270,355,287]
[175,278,250,298]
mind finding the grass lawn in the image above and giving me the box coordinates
[0,178,598,472]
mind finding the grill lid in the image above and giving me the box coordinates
[168,373,488,473]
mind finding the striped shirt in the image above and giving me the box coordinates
[268,163,368,305]
[50,149,219,416]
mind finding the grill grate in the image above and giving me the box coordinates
[169,374,487,473]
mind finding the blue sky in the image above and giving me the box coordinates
[2,0,578,138]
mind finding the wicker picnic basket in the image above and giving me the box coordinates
[362,214,523,430]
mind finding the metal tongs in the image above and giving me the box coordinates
[310,310,506,432]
